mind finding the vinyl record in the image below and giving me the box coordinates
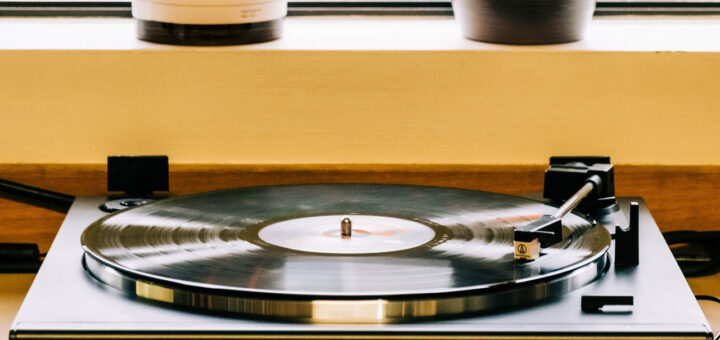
[82,184,610,322]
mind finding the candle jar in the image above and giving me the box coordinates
[133,0,286,45]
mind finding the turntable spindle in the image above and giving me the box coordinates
[341,217,352,237]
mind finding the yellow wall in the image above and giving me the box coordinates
[1,50,719,164]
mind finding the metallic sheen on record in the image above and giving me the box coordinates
[81,184,611,322]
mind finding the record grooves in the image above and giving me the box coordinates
[81,184,611,322]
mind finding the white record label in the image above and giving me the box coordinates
[258,215,436,254]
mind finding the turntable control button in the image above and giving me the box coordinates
[581,295,633,313]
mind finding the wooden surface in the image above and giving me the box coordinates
[0,274,34,340]
[1,164,719,253]
[689,272,720,334]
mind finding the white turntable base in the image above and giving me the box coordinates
[8,197,713,339]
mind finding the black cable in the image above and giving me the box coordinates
[0,243,43,273]
[664,230,720,277]
[696,295,720,304]
[0,178,75,213]
[0,178,74,272]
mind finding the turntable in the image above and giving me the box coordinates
[9,156,713,339]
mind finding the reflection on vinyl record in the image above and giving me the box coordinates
[82,184,610,322]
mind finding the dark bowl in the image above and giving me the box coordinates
[136,19,283,46]
[451,0,596,44]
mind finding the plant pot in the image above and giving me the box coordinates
[132,0,286,46]
[451,0,595,44]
